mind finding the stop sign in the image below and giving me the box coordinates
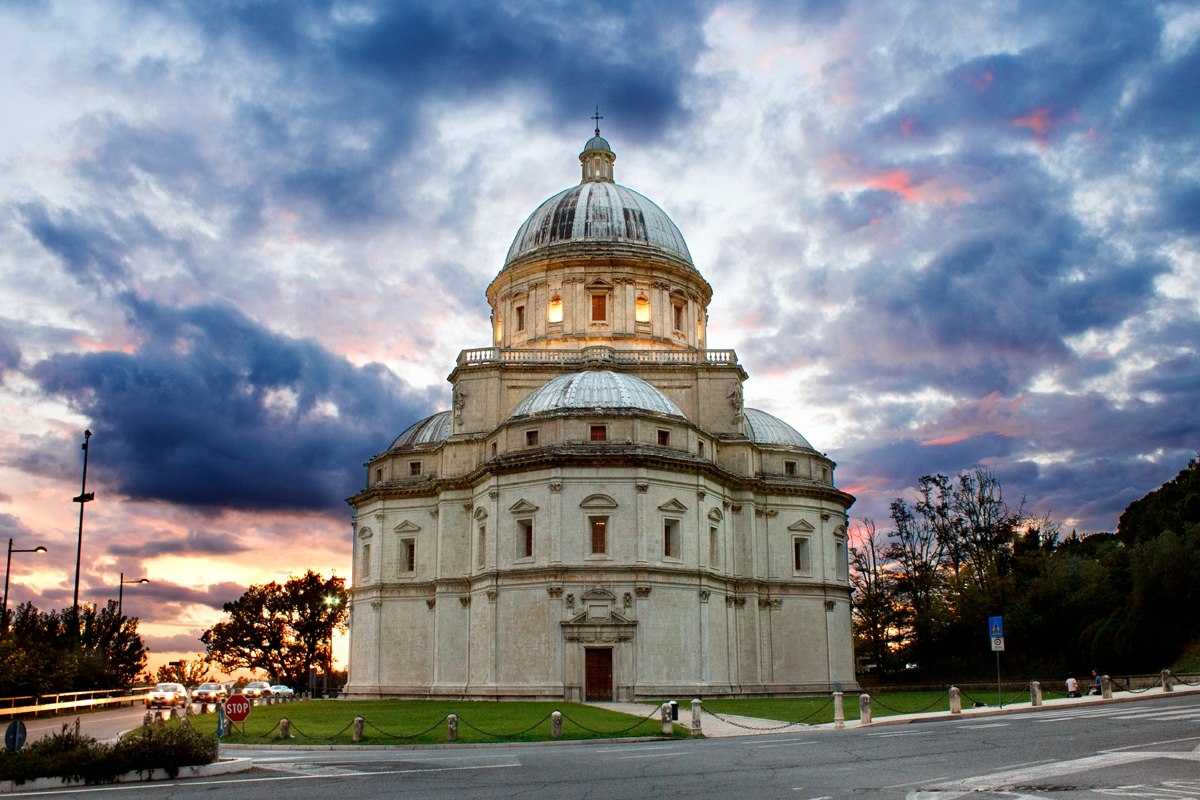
[224,694,251,722]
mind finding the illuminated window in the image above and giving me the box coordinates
[785,461,797,476]
[409,461,421,476]
[590,424,607,442]
[547,294,563,323]
[591,293,607,322]
[495,319,503,343]
[673,303,684,332]
[589,516,608,554]
[525,429,539,447]
[635,294,651,323]
[663,519,680,559]
[657,429,671,446]
[793,537,811,573]
[517,519,534,559]
[515,305,525,332]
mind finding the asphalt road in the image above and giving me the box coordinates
[7,693,1199,799]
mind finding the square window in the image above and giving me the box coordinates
[517,519,534,559]
[516,305,525,331]
[401,538,416,573]
[591,294,607,322]
[793,537,811,573]
[526,429,540,447]
[409,461,422,476]
[785,460,797,476]
[589,516,608,554]
[590,424,607,442]
[657,429,671,446]
[477,525,486,567]
[663,518,680,559]
[709,526,719,566]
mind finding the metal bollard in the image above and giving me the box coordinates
[279,718,291,739]
[859,693,872,725]
[352,715,365,742]
[1163,669,1174,693]
[660,702,673,735]
[1030,681,1042,707]
[1102,675,1113,699]
[949,686,962,715]
[143,710,154,727]
[447,713,458,742]
[833,691,844,729]
[551,711,562,739]
[691,698,703,736]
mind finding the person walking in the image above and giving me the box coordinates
[1065,676,1080,697]
[1090,670,1102,696]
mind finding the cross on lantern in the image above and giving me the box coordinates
[591,106,604,136]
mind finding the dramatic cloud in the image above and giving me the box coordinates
[108,529,248,558]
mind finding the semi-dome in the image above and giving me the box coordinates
[509,370,685,420]
[742,408,814,449]
[389,410,451,450]
[504,182,693,269]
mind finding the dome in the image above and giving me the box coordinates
[389,410,451,450]
[509,370,685,420]
[504,182,693,269]
[581,134,612,154]
[742,408,814,449]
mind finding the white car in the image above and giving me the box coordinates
[242,681,273,699]
[270,685,294,697]
[145,683,190,708]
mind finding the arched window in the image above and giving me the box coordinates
[547,294,563,323]
[635,293,651,323]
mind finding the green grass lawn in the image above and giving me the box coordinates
[1171,642,1200,674]
[681,687,1066,725]
[210,700,679,744]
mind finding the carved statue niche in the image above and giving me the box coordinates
[728,382,744,426]
[453,385,467,426]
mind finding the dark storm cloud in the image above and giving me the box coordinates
[108,529,248,558]
[26,294,437,511]
[18,203,136,288]
[0,512,36,539]
[144,632,206,653]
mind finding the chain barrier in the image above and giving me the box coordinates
[362,715,449,741]
[560,704,663,736]
[1111,677,1152,694]
[1169,671,1200,687]
[703,697,834,731]
[869,694,947,715]
[285,718,357,742]
[455,711,556,739]
[958,689,1022,708]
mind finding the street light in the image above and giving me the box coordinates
[2,539,47,633]
[322,593,342,698]
[71,429,95,633]
[117,572,150,618]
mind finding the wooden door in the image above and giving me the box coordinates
[584,648,613,701]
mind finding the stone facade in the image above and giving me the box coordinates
[345,132,857,700]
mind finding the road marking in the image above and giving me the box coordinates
[1101,735,1200,753]
[616,752,675,760]
[958,722,1009,729]
[0,762,522,797]
[870,730,933,737]
[595,744,684,753]
[755,740,818,749]
[881,774,953,789]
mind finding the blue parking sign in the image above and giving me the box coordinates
[988,615,1004,638]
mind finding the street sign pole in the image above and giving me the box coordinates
[996,649,1002,708]
[988,615,1005,708]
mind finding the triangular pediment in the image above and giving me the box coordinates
[788,518,815,532]
[658,498,688,513]
[509,499,539,514]
[393,520,421,533]
[585,278,613,290]
[580,587,616,602]
[579,493,618,509]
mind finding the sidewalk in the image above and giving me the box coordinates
[583,701,796,737]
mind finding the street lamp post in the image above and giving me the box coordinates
[71,429,95,632]
[2,539,47,633]
[322,594,342,698]
[117,572,150,618]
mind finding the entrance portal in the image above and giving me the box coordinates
[584,648,613,701]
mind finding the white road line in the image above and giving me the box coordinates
[1101,735,1200,753]
[616,752,674,760]
[755,740,818,749]
[991,758,1056,771]
[870,730,933,737]
[594,745,683,753]
[959,722,1010,729]
[0,763,522,797]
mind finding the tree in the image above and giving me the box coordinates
[886,496,946,671]
[849,519,900,673]
[155,657,213,685]
[202,571,347,687]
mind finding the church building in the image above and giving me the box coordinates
[346,126,857,700]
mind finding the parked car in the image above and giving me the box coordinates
[270,685,294,698]
[192,682,227,703]
[242,681,273,699]
[145,683,190,708]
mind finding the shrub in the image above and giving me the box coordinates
[0,719,216,786]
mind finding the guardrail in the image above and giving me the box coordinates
[455,346,740,368]
[0,687,152,720]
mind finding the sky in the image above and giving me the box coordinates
[0,0,1197,674]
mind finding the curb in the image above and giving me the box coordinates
[0,758,252,794]
[220,734,678,752]
[845,684,1200,730]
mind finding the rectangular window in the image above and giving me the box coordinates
[709,526,719,567]
[835,539,848,580]
[361,543,371,578]
[589,516,608,555]
[518,519,534,559]
[673,304,684,331]
[793,537,811,573]
[525,429,539,447]
[515,305,525,331]
[401,539,416,573]
[590,424,607,442]
[409,461,421,476]
[477,525,486,567]
[591,293,607,322]
[663,519,680,559]
[697,440,705,457]
[785,460,797,476]
[375,468,382,483]
[657,429,671,446]
[490,442,497,458]
[821,466,829,482]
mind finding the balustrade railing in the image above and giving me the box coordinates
[456,347,739,368]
